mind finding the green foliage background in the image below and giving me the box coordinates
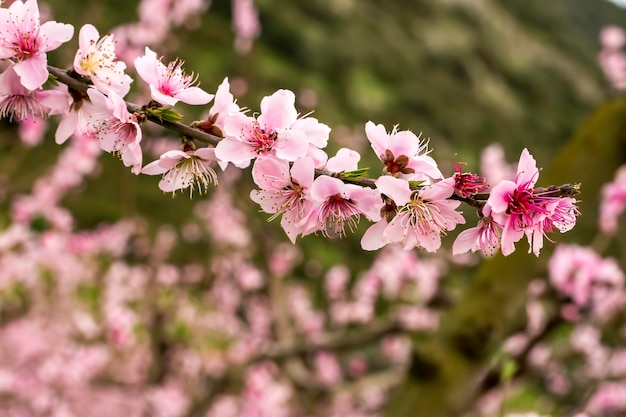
[2,1,626,416]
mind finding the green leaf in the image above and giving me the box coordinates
[408,180,425,189]
[149,107,185,123]
[500,359,518,383]
[341,168,370,179]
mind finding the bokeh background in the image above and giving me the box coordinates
[2,1,626,416]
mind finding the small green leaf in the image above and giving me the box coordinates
[408,180,425,189]
[342,168,370,179]
[500,359,518,383]
[149,107,185,123]
[43,73,59,88]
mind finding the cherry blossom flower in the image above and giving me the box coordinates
[453,161,488,198]
[487,148,542,256]
[373,176,465,252]
[301,175,382,239]
[599,165,626,234]
[215,89,330,168]
[55,90,95,144]
[87,88,142,173]
[0,65,69,122]
[452,204,502,256]
[142,146,219,196]
[134,46,213,106]
[488,149,579,256]
[232,0,261,55]
[73,24,132,97]
[250,156,315,243]
[196,77,241,138]
[0,0,74,90]
[365,121,442,182]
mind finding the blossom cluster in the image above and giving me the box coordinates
[0,0,579,259]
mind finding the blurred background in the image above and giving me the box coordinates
[1,1,626,416]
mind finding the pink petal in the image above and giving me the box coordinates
[350,187,382,222]
[134,47,160,87]
[452,227,480,255]
[273,128,308,161]
[420,178,455,201]
[375,176,412,206]
[13,54,48,90]
[290,157,315,189]
[193,147,217,161]
[361,219,389,251]
[78,24,99,52]
[516,148,539,187]
[326,148,360,172]
[292,117,330,148]
[258,90,297,130]
[251,157,290,190]
[310,176,345,201]
[174,87,214,105]
[487,180,517,214]
[365,121,389,156]
[39,21,74,51]
[388,130,421,157]
[151,85,179,106]
[142,159,168,175]
[214,138,255,168]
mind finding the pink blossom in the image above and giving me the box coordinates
[452,204,502,257]
[18,114,47,146]
[0,65,70,121]
[599,165,626,234]
[487,148,542,255]
[314,351,343,386]
[55,91,95,144]
[488,149,578,256]
[301,175,382,239]
[215,89,330,168]
[325,147,361,172]
[548,244,625,317]
[87,88,142,174]
[453,161,488,198]
[250,156,315,243]
[142,146,218,196]
[73,24,132,96]
[601,26,626,50]
[134,46,213,106]
[0,0,74,90]
[232,0,261,55]
[370,176,464,252]
[196,77,241,139]
[480,143,516,185]
[365,121,442,181]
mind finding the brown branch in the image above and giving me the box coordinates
[47,66,581,206]
[256,318,403,362]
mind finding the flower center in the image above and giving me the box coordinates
[13,31,40,60]
[319,194,360,238]
[380,150,415,175]
[249,122,278,154]
[0,94,44,121]
[507,188,544,229]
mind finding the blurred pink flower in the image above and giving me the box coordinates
[599,165,626,234]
